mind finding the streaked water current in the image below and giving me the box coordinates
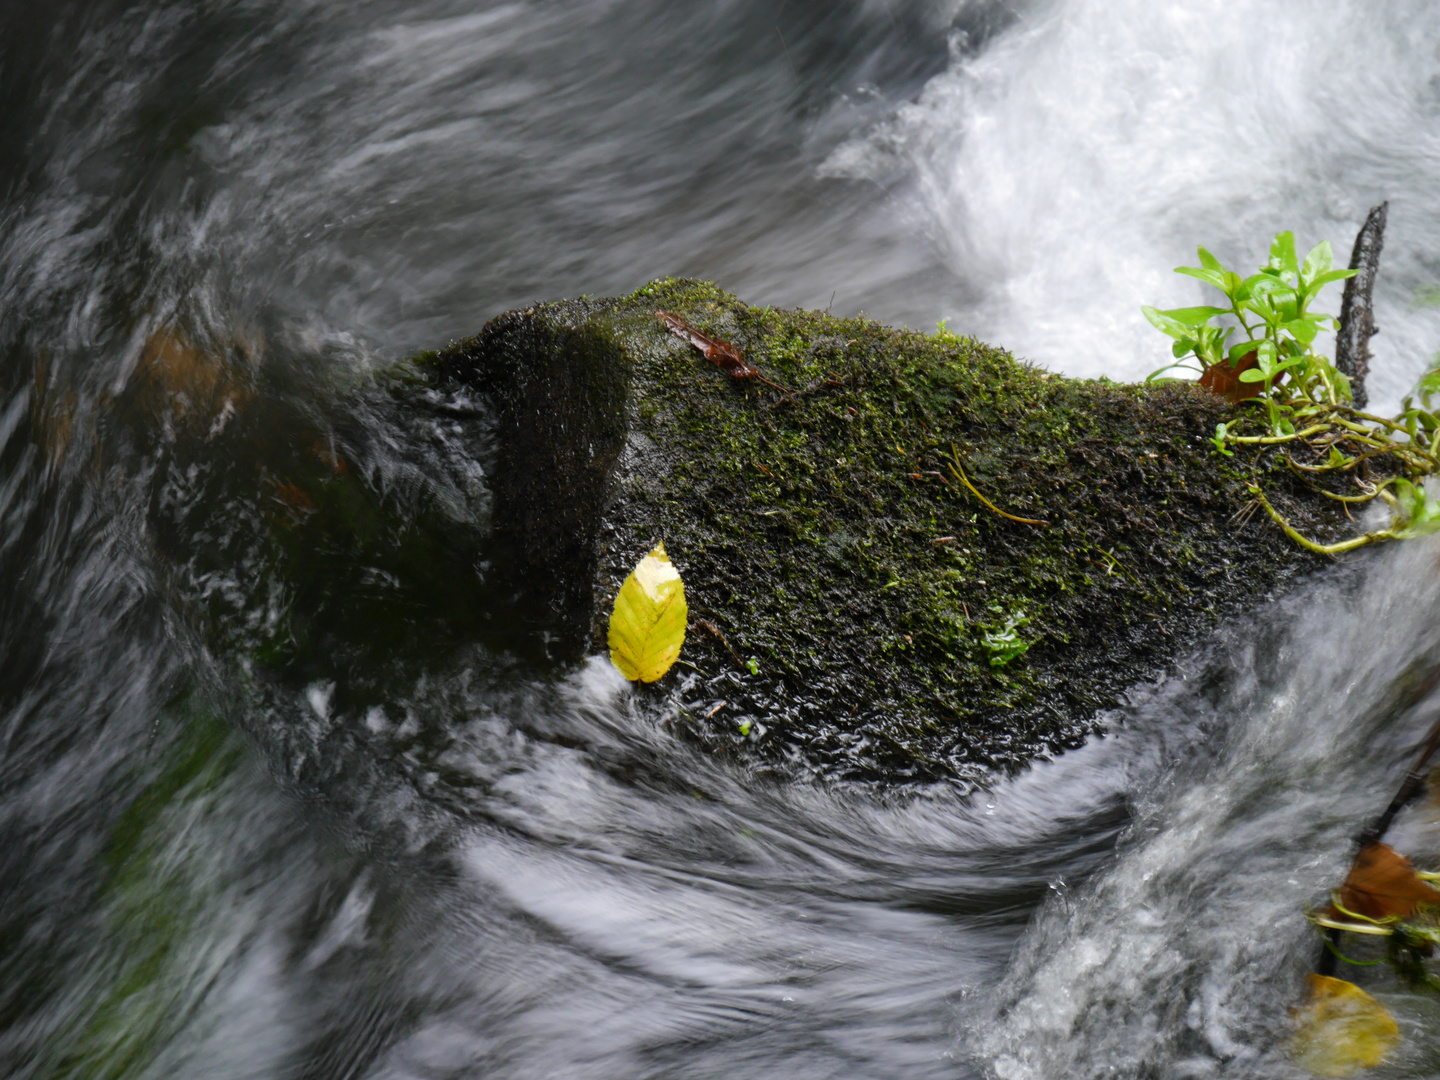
[7,2,1440,1077]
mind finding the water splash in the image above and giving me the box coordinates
[975,537,1440,1078]
[824,0,1440,411]
[6,3,1440,1078]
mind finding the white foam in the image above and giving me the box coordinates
[825,0,1440,412]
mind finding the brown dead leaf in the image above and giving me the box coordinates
[655,311,793,396]
[1327,842,1440,923]
[142,327,223,413]
[32,350,77,467]
[1198,348,1264,402]
[656,310,754,378]
[310,435,350,475]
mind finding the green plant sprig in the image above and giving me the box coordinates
[1144,230,1440,555]
[1143,231,1355,393]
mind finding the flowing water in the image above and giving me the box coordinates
[8,2,1440,1077]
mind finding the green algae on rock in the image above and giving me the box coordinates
[433,278,1358,786]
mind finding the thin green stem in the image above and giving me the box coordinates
[1247,485,1387,556]
[1227,424,1329,445]
[1315,489,1382,504]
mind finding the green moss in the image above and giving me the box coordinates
[445,278,1351,786]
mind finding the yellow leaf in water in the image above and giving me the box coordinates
[1289,974,1400,1078]
[608,543,687,683]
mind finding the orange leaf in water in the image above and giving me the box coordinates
[1289,974,1400,1077]
[310,435,351,475]
[272,479,316,513]
[136,325,256,427]
[1328,842,1440,923]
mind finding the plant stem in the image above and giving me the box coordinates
[948,448,1049,527]
[1247,485,1386,556]
[1228,424,1330,445]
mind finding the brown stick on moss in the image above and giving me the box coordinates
[1336,201,1388,410]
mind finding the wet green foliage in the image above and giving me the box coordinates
[1145,232,1440,556]
[979,606,1031,668]
[1144,231,1356,393]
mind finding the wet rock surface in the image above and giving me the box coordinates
[433,279,1355,787]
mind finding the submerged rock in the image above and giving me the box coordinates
[433,278,1349,786]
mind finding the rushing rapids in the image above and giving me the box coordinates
[6,3,1440,1077]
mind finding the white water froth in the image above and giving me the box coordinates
[825,0,1440,412]
[973,535,1440,1078]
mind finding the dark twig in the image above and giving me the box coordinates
[1336,202,1388,410]
[695,619,746,670]
[656,311,795,398]
[1317,665,1440,976]
[1357,682,1440,851]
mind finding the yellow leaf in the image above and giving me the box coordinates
[1289,974,1400,1078]
[608,543,687,682]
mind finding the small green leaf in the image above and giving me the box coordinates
[1269,231,1299,278]
[981,610,1031,668]
[1410,500,1440,537]
[1411,283,1440,309]
[1197,246,1225,273]
[1141,305,1189,339]
[1195,324,1234,365]
[1387,479,1440,539]
[1283,318,1320,346]
[1243,298,1277,325]
[1240,272,1296,303]
[1239,357,1299,383]
[1301,239,1334,284]
[1414,366,1440,401]
[1211,422,1234,456]
[1174,266,1229,293]
[1145,360,1202,382]
[1156,305,1230,327]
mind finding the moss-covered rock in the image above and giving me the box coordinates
[437,279,1353,786]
